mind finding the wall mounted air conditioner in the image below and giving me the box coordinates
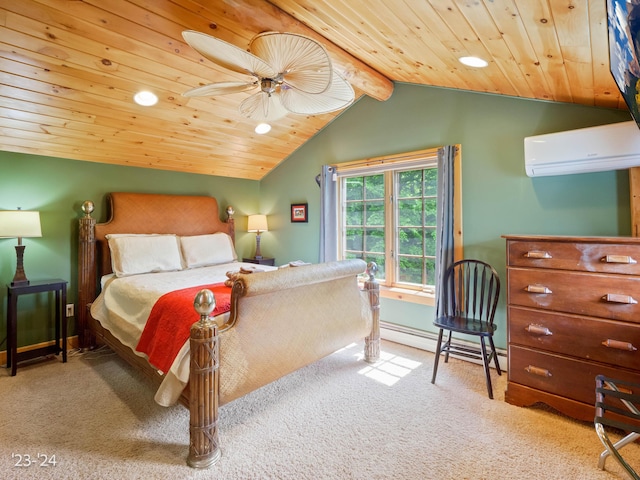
[524,121,640,177]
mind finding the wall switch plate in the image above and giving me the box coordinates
[66,304,74,317]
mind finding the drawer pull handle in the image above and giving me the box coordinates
[602,339,638,351]
[525,324,553,336]
[525,285,552,294]
[525,251,552,259]
[602,293,638,304]
[601,255,637,264]
[525,365,552,377]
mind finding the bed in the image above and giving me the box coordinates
[77,192,380,467]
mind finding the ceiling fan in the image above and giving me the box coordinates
[181,30,355,122]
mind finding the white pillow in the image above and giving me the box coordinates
[180,233,238,268]
[106,234,183,277]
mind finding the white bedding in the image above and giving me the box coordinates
[90,261,276,406]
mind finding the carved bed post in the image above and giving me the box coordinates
[78,201,96,350]
[364,261,380,364]
[226,206,235,240]
[188,289,221,468]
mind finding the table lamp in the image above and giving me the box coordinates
[247,214,268,259]
[0,209,42,286]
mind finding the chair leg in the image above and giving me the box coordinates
[431,329,444,384]
[443,331,452,363]
[488,336,502,375]
[479,338,494,399]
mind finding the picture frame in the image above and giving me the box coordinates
[290,203,308,223]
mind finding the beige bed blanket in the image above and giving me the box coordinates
[92,259,372,406]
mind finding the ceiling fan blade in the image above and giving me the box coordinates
[239,91,289,122]
[250,32,332,94]
[183,81,257,97]
[281,71,355,115]
[182,30,276,79]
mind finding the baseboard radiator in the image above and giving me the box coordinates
[381,322,507,372]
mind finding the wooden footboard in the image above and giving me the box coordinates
[77,193,379,468]
[186,262,379,467]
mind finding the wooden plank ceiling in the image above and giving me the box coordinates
[0,0,626,180]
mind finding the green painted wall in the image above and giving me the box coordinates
[0,153,259,348]
[260,83,633,348]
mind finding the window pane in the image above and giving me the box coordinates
[398,198,422,226]
[346,202,363,225]
[346,177,363,201]
[398,170,423,197]
[424,198,437,225]
[398,256,423,284]
[366,227,385,252]
[365,200,385,226]
[398,227,423,255]
[424,228,437,256]
[346,228,363,251]
[424,168,437,196]
[365,174,384,199]
[425,258,436,285]
[395,167,438,289]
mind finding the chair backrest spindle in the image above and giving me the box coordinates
[443,259,500,324]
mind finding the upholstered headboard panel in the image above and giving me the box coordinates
[94,192,234,277]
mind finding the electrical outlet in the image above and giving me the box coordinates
[66,304,74,317]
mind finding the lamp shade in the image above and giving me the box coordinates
[0,210,42,238]
[247,214,268,233]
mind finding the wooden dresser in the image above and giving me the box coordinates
[503,235,640,422]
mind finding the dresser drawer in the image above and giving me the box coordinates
[507,240,640,275]
[508,306,640,370]
[508,267,640,323]
[508,345,640,405]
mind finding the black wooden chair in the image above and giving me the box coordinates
[595,375,640,479]
[431,259,501,399]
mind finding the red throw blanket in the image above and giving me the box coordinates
[136,283,231,374]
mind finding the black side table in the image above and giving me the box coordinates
[6,279,68,376]
[243,257,275,266]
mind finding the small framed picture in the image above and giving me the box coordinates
[291,203,308,223]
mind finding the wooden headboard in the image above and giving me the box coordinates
[78,192,235,348]
[93,192,235,277]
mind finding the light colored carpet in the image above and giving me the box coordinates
[1,340,638,480]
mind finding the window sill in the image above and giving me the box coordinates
[361,283,436,306]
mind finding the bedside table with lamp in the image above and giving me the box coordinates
[0,208,68,376]
[244,214,275,266]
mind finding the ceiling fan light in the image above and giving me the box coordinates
[134,90,158,106]
[255,123,272,134]
[458,56,488,68]
[240,91,288,122]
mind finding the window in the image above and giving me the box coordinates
[336,147,462,304]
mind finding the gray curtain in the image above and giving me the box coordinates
[319,165,338,262]
[435,145,456,317]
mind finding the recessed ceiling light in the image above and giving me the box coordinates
[255,123,271,134]
[133,90,158,106]
[458,56,489,68]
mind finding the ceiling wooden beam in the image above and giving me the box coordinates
[188,0,394,101]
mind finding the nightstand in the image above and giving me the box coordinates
[243,257,275,266]
[6,279,68,376]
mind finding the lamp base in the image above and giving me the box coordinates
[11,244,30,287]
[254,233,263,260]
